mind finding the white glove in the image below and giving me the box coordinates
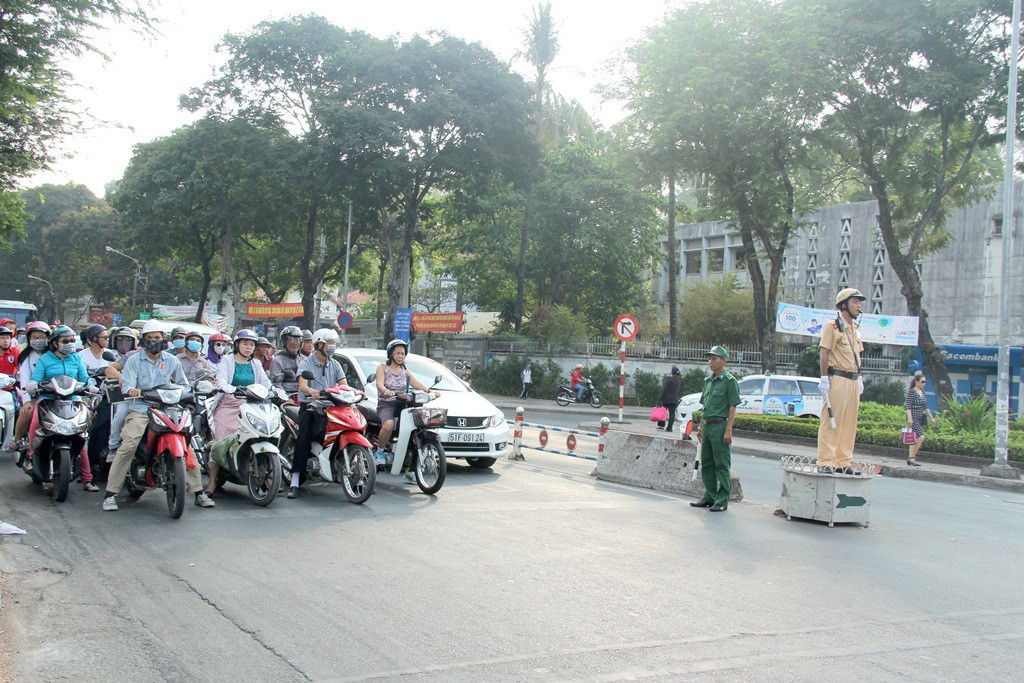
[858,376,864,395]
[818,376,830,395]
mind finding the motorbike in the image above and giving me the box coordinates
[556,378,604,408]
[186,373,218,473]
[362,375,448,495]
[122,383,197,519]
[208,384,283,506]
[279,372,375,504]
[22,375,94,502]
[0,374,16,451]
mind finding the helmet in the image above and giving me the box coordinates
[301,329,313,341]
[835,288,867,308]
[280,325,302,341]
[209,332,231,344]
[0,326,11,337]
[26,321,51,336]
[464,362,472,369]
[312,329,339,346]
[385,338,408,361]
[233,328,259,354]
[185,330,204,342]
[111,327,137,350]
[48,324,75,345]
[257,336,271,347]
[170,326,189,339]
[142,320,166,337]
[81,324,106,345]
[576,364,584,369]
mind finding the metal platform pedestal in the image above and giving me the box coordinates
[778,456,873,528]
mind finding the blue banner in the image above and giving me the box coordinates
[775,302,919,346]
[394,308,413,343]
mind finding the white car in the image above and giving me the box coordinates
[334,349,509,468]
[676,373,824,430]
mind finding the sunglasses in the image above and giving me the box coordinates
[97,335,109,340]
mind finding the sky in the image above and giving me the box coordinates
[28,0,677,197]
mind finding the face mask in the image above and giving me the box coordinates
[187,340,202,353]
[172,339,186,350]
[116,339,133,354]
[16,335,26,345]
[30,339,47,352]
[59,342,76,356]
[144,339,168,355]
[214,344,227,355]
[325,344,338,356]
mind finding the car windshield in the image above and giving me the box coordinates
[739,379,764,396]
[349,354,468,393]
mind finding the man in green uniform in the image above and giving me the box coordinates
[690,346,741,512]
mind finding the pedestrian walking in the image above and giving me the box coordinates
[520,360,533,399]
[690,347,740,512]
[657,366,681,431]
[904,371,935,466]
[816,288,867,474]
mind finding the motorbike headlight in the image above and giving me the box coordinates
[246,412,271,435]
[412,407,447,428]
[488,413,505,428]
[53,420,79,435]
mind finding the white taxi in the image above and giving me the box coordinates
[676,373,824,431]
[334,348,509,468]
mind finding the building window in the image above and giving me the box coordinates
[993,216,1003,235]
[685,251,702,275]
[707,249,725,272]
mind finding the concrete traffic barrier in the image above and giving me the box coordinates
[594,431,743,501]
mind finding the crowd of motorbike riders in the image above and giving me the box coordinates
[0,316,431,512]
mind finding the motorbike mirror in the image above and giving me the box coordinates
[102,350,117,362]
[282,370,296,380]
[433,374,443,387]
[300,370,315,381]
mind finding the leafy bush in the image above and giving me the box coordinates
[633,369,662,407]
[475,354,565,399]
[795,344,820,378]
[862,377,907,406]
[585,363,618,401]
[940,394,996,434]
[678,274,757,345]
[680,368,707,396]
[524,305,589,349]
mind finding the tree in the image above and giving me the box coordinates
[622,0,834,372]
[818,0,1012,405]
[678,275,758,346]
[0,1,149,240]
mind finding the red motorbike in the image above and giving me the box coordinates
[278,373,375,504]
[122,383,197,519]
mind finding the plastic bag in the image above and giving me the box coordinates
[650,406,668,422]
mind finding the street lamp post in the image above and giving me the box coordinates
[105,246,143,313]
[27,275,55,321]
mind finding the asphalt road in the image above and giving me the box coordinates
[1,410,1023,681]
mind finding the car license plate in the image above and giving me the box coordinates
[448,432,485,443]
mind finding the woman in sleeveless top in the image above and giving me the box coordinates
[904,371,935,466]
[373,339,438,464]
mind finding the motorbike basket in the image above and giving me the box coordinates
[412,407,447,428]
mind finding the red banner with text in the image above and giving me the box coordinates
[411,312,464,333]
[245,302,304,319]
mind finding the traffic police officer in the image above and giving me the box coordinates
[690,345,740,512]
[817,288,867,474]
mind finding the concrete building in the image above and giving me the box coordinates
[655,182,1024,347]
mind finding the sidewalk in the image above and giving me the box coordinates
[482,392,1024,494]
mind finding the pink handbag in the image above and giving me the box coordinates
[650,406,668,422]
[902,428,917,445]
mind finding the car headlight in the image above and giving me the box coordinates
[488,413,505,428]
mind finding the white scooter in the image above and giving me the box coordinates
[209,384,284,506]
[0,374,18,450]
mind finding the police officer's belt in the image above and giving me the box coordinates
[827,368,860,380]
[701,417,726,425]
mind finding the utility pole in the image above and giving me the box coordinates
[314,231,326,329]
[984,0,1021,480]
[340,202,353,346]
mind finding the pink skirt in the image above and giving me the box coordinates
[213,394,246,441]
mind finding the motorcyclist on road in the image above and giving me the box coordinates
[269,326,303,397]
[13,322,51,451]
[77,324,111,372]
[178,331,213,384]
[256,336,274,372]
[373,339,439,467]
[205,329,274,497]
[299,330,314,359]
[206,332,231,366]
[77,324,112,477]
[169,326,189,355]
[101,321,214,511]
[0,326,20,450]
[289,328,345,499]
[26,325,98,491]
[104,327,141,455]
[571,364,588,402]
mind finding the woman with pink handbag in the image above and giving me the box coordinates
[654,366,682,432]
[904,371,936,466]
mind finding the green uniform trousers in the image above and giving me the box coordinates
[700,422,731,507]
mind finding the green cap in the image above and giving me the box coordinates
[707,345,729,361]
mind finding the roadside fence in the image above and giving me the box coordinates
[507,407,610,462]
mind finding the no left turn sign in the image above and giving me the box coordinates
[614,314,639,342]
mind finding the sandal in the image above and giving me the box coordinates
[83,482,100,492]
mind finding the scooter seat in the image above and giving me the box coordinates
[282,403,301,421]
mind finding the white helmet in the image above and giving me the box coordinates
[312,328,339,345]
[141,320,166,337]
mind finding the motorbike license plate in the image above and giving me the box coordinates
[448,432,485,443]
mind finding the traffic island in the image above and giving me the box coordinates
[777,456,873,528]
[594,430,742,501]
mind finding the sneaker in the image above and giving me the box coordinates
[287,486,299,499]
[373,449,388,466]
[83,482,99,492]
[194,492,215,508]
[102,496,118,512]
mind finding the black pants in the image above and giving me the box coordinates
[662,402,678,432]
[520,382,531,399]
[293,409,324,480]
[88,398,112,473]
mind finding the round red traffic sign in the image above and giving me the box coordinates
[566,434,577,451]
[539,430,548,447]
[337,311,353,329]
[614,314,639,342]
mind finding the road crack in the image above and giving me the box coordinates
[172,575,310,681]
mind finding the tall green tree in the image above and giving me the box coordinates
[817,0,1012,404]
[0,1,149,241]
[622,0,834,371]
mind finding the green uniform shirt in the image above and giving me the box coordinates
[700,371,741,420]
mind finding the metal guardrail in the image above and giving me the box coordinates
[507,407,610,461]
